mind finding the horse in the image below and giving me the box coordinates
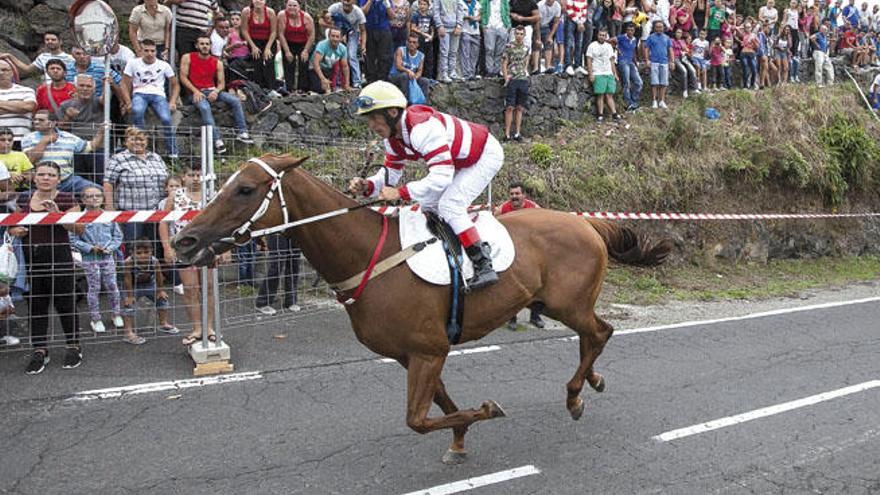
[172,154,672,464]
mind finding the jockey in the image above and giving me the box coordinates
[348,81,502,290]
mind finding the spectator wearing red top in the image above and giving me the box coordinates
[242,0,279,90]
[495,182,545,329]
[35,59,75,118]
[277,0,315,93]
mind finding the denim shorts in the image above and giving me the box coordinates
[505,79,530,108]
[692,57,708,70]
[650,62,670,86]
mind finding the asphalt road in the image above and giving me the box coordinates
[1,297,878,494]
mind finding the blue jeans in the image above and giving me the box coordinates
[256,234,301,308]
[617,61,643,107]
[58,174,99,194]
[347,29,362,86]
[131,93,178,156]
[741,52,757,88]
[565,19,592,68]
[235,240,256,286]
[191,89,248,135]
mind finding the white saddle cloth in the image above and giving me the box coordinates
[399,209,515,285]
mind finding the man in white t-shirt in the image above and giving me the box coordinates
[210,18,231,58]
[586,28,620,122]
[122,39,181,158]
[0,31,75,84]
[537,0,562,73]
[107,42,137,75]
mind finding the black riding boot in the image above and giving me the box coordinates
[464,242,498,290]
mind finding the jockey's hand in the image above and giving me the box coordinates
[378,186,400,202]
[348,177,370,195]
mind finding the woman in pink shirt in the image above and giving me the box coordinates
[672,28,698,97]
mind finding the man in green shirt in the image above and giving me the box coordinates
[501,25,530,142]
[705,0,726,42]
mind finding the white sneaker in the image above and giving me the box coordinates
[565,65,575,76]
[112,315,124,328]
[236,132,254,144]
[0,334,20,346]
[439,73,452,83]
[173,284,185,295]
[652,100,659,108]
[214,139,226,154]
[256,305,277,316]
[659,101,668,109]
[91,320,106,333]
[576,66,589,76]
[683,90,688,98]
[287,304,302,312]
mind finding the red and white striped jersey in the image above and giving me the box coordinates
[365,105,491,203]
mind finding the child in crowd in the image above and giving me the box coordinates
[721,37,734,89]
[70,185,123,334]
[672,28,698,97]
[121,238,178,345]
[0,279,19,346]
[0,127,33,193]
[709,36,724,90]
[158,175,184,295]
[410,0,436,80]
[691,29,710,93]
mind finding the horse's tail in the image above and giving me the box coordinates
[586,219,673,267]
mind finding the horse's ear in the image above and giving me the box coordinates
[271,155,309,172]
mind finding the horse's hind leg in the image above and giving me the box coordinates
[563,311,614,420]
[405,354,506,463]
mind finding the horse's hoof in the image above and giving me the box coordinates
[484,400,507,418]
[442,449,468,465]
[591,374,606,393]
[568,397,584,421]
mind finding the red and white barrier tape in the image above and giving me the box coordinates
[0,207,877,226]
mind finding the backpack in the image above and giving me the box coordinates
[238,80,273,115]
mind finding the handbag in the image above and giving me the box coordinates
[408,79,426,105]
[0,233,19,284]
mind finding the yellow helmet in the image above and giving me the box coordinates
[354,81,407,115]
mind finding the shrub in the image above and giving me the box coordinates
[528,143,554,169]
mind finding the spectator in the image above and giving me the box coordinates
[672,28,698,96]
[390,0,412,49]
[502,25,530,141]
[645,20,673,108]
[122,39,180,158]
[121,239,178,345]
[868,70,880,109]
[59,75,106,185]
[564,0,591,76]
[255,234,302,315]
[0,60,37,148]
[594,0,615,35]
[775,24,792,86]
[168,0,220,63]
[70,185,123,335]
[537,0,562,73]
[329,0,368,88]
[737,19,758,89]
[103,127,168,246]
[278,0,316,93]
[810,24,834,86]
[759,0,779,30]
[587,27,621,122]
[481,0,512,78]
[9,162,84,374]
[0,279,19,346]
[389,33,431,101]
[361,0,394,83]
[22,109,102,193]
[720,36,734,88]
[211,17,232,58]
[495,182,544,329]
[433,0,465,82]
[460,0,483,79]
[227,11,252,63]
[671,0,694,37]
[35,59,75,116]
[311,27,353,93]
[842,0,859,29]
[159,165,220,346]
[0,31,75,84]
[705,0,726,41]
[782,0,800,68]
[838,24,858,66]
[614,23,642,111]
[67,47,131,114]
[757,21,774,88]
[107,42,137,77]
[510,0,540,73]
[243,0,279,90]
[180,35,255,154]
[410,0,437,79]
[691,28,710,94]
[799,5,818,60]
[0,127,33,190]
[128,0,173,60]
[829,0,843,31]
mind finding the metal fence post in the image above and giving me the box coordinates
[199,126,210,349]
[205,125,223,344]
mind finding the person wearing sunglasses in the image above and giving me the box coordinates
[348,81,503,290]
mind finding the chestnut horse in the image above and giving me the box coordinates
[173,154,671,464]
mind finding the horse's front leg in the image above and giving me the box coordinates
[405,353,507,463]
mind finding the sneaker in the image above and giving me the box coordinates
[214,139,226,154]
[694,88,702,94]
[440,73,452,83]
[159,325,179,334]
[539,60,546,72]
[502,135,511,143]
[529,317,546,329]
[597,115,605,123]
[544,67,557,74]
[287,304,302,312]
[25,351,49,375]
[256,305,277,316]
[62,347,82,369]
[513,133,523,142]
[506,318,518,330]
[565,65,576,76]
[169,153,179,160]
[173,284,185,295]
[112,315,124,328]
[720,86,728,91]
[612,113,622,122]
[659,101,668,109]
[124,335,146,345]
[236,132,255,144]
[652,100,659,109]
[90,320,106,333]
[576,66,589,76]
[0,334,20,346]
[683,90,688,98]
[267,89,282,99]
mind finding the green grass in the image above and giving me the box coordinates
[601,256,880,306]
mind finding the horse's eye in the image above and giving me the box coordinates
[238,186,255,196]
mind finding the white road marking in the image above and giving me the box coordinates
[559,296,880,342]
[68,371,264,402]
[376,345,502,364]
[400,465,541,495]
[653,380,880,442]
